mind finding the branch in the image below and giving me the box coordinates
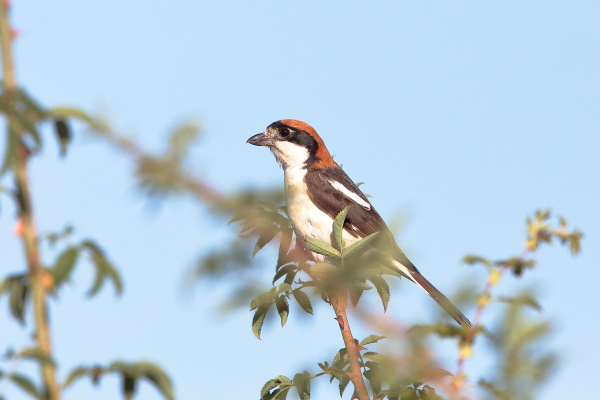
[331,293,371,400]
[0,2,60,399]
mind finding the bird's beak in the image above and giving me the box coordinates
[247,132,273,146]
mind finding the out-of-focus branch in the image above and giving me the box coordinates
[453,210,582,396]
[90,123,224,205]
[71,115,284,216]
[453,248,528,392]
[1,1,60,399]
[0,0,15,90]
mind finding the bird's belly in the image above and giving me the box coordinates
[285,175,359,262]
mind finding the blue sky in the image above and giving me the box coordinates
[1,1,599,399]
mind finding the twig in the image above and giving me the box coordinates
[0,2,60,399]
[453,248,531,392]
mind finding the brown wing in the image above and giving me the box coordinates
[304,167,412,263]
[304,167,385,238]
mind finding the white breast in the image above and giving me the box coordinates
[283,165,360,262]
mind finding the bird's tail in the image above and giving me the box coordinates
[390,260,472,328]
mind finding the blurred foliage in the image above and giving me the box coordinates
[0,4,585,399]
[62,361,174,400]
[0,82,176,399]
[479,289,557,400]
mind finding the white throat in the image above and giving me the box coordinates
[270,141,310,170]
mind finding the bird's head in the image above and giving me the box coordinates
[247,119,336,170]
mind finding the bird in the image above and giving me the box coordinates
[247,119,471,328]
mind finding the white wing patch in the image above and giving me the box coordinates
[329,180,371,209]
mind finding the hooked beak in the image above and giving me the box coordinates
[247,132,273,146]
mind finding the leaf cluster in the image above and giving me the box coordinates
[525,209,582,256]
[63,361,174,400]
[462,255,538,278]
[0,235,123,326]
[0,88,77,176]
[48,238,123,297]
[261,335,446,400]
[0,347,56,399]
[463,210,582,277]
[238,206,398,339]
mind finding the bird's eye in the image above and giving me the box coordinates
[280,128,291,137]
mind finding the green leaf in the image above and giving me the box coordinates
[250,287,277,310]
[277,228,294,268]
[0,123,19,176]
[105,262,124,295]
[252,303,271,339]
[283,268,298,286]
[261,379,281,399]
[132,362,175,400]
[259,201,278,213]
[90,365,106,385]
[359,335,387,346]
[53,119,71,156]
[292,290,313,315]
[497,295,542,311]
[362,351,386,364]
[13,110,42,149]
[81,240,123,297]
[51,246,80,287]
[274,385,292,400]
[7,275,29,325]
[122,374,137,400]
[381,264,403,279]
[274,283,293,295]
[351,281,372,290]
[309,262,340,273]
[338,372,351,396]
[275,296,289,327]
[364,367,382,396]
[9,372,42,399]
[48,106,96,126]
[15,90,48,120]
[304,238,341,259]
[368,276,390,311]
[104,361,174,400]
[349,287,364,308]
[343,232,380,258]
[19,347,56,367]
[273,265,297,285]
[333,206,352,251]
[228,208,252,225]
[63,365,91,389]
[499,257,536,277]
[260,377,292,400]
[276,375,292,384]
[253,228,278,257]
[293,371,311,400]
